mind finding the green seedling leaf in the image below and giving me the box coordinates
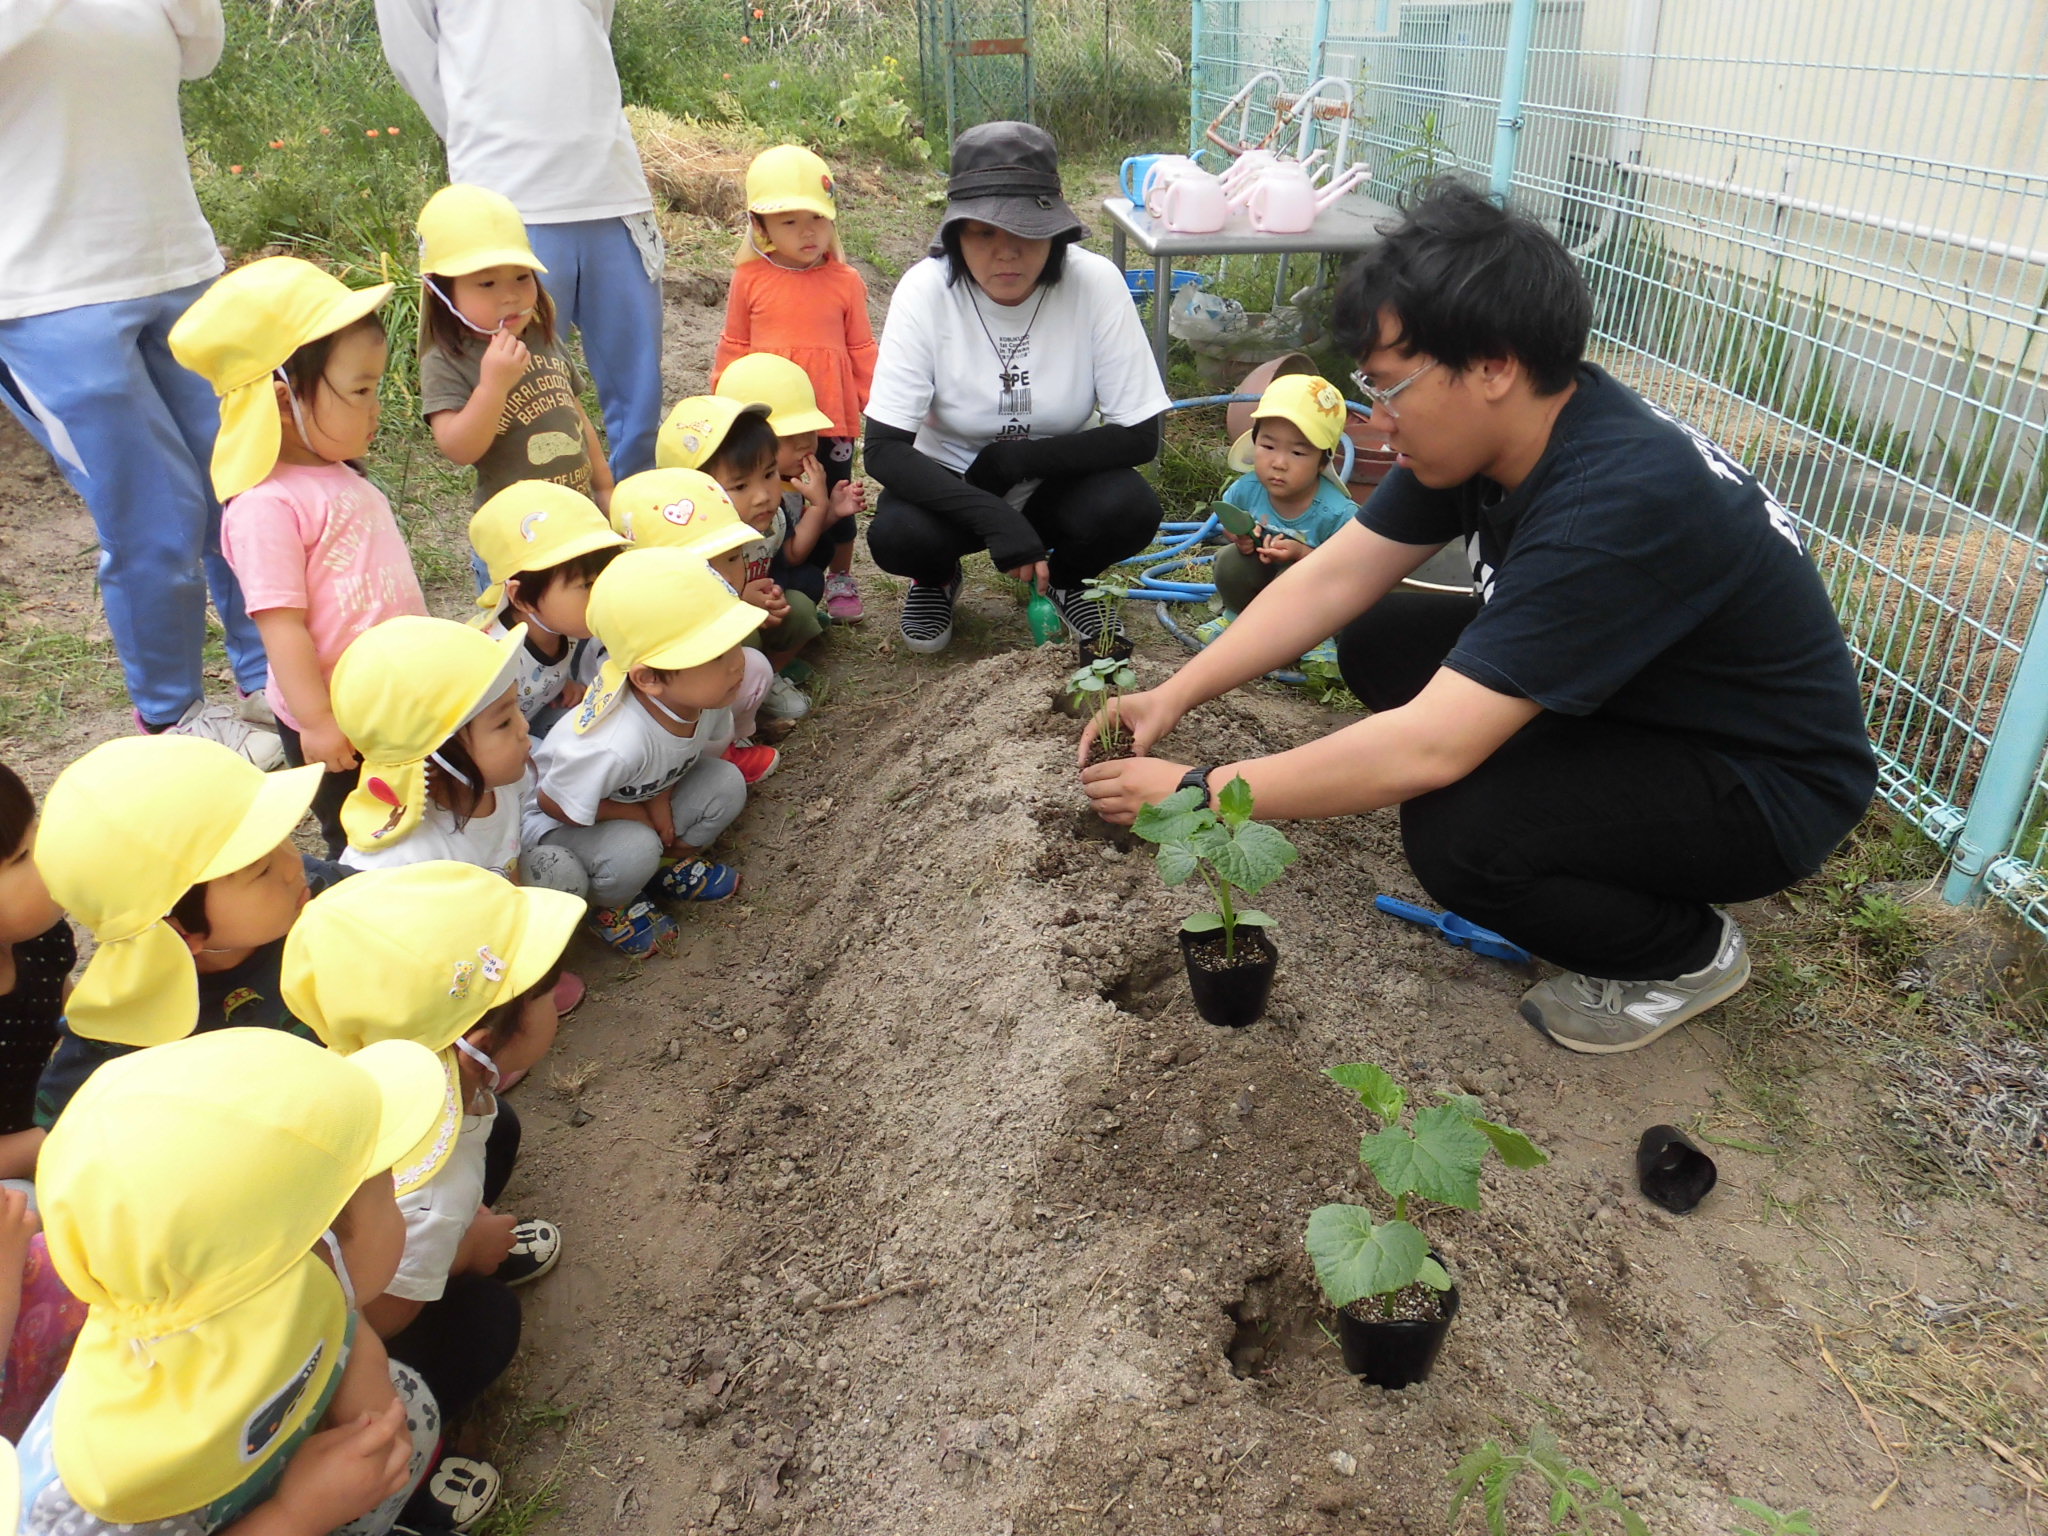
[1233,909,1276,927]
[1304,1205,1428,1307]
[1216,773,1254,823]
[1210,820,1299,895]
[1325,1063,1406,1123]
[1468,1114,1550,1169]
[1132,788,1207,842]
[1073,674,1105,692]
[1360,1105,1488,1209]
[1417,1254,1452,1290]
[1154,842,1199,887]
[1181,911,1224,933]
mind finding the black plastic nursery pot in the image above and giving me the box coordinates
[1178,927,1277,1028]
[1335,1268,1460,1390]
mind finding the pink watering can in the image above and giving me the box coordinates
[1160,168,1229,234]
[1242,164,1369,235]
[1219,147,1325,196]
[1140,156,1202,218]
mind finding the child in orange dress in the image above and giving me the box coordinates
[711,145,876,623]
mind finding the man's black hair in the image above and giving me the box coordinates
[1333,179,1590,396]
[938,227,1077,291]
[703,411,780,481]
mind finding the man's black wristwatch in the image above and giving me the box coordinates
[1178,765,1219,807]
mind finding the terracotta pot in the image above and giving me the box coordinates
[1344,416,1398,505]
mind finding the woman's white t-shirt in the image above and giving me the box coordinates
[341,770,530,882]
[865,246,1170,474]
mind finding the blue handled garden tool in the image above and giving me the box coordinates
[1373,895,1533,966]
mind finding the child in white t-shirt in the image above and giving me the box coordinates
[470,482,627,733]
[284,863,583,1430]
[530,549,762,957]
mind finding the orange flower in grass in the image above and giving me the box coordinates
[268,139,285,149]
[229,165,243,174]
[366,128,381,137]
[387,126,401,136]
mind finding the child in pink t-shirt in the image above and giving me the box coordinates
[172,258,428,855]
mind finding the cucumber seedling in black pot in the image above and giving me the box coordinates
[1305,1064,1548,1388]
[1132,776,1297,1027]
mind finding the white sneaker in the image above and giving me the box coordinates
[760,674,811,721]
[161,698,285,771]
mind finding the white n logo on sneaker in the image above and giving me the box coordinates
[1623,990,1685,1027]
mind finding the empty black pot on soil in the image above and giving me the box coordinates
[1335,1271,1460,1389]
[1178,927,1277,1028]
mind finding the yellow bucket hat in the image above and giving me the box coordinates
[655,395,772,472]
[573,548,762,733]
[329,617,528,853]
[608,469,755,561]
[417,184,546,278]
[38,1027,446,1523]
[469,481,625,614]
[745,144,838,219]
[1227,373,1352,489]
[36,738,322,1048]
[716,353,836,437]
[282,863,585,1193]
[167,256,393,502]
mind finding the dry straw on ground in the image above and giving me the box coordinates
[626,106,763,225]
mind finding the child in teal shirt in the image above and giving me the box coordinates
[1199,374,1356,647]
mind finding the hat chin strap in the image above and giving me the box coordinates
[639,687,701,728]
[424,276,507,336]
[746,228,819,271]
[319,1230,357,1312]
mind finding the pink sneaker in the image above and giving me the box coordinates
[823,572,865,623]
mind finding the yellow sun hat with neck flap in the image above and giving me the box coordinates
[329,616,529,854]
[35,737,322,1048]
[168,256,392,502]
[608,469,755,562]
[38,1027,446,1523]
[715,353,836,436]
[573,547,762,734]
[282,863,585,1193]
[468,481,625,615]
[655,395,772,472]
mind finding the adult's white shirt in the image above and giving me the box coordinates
[375,0,652,225]
[865,245,1171,475]
[0,0,225,320]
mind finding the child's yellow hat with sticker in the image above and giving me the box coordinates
[655,395,772,472]
[39,1027,445,1522]
[168,256,392,501]
[469,481,625,614]
[745,144,838,220]
[716,353,835,436]
[574,548,761,733]
[283,862,584,1194]
[330,616,529,852]
[609,469,755,562]
[35,737,323,1048]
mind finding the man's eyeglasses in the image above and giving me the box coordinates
[1349,359,1438,418]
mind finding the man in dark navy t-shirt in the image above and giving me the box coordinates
[1081,184,1875,1055]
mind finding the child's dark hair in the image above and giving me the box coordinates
[504,546,619,613]
[467,961,566,1052]
[703,412,780,482]
[169,880,212,940]
[279,312,389,410]
[1332,179,1589,397]
[426,731,487,833]
[0,763,32,863]
[422,272,557,359]
[939,227,1078,290]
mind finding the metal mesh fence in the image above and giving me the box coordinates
[916,0,1187,149]
[1193,0,2048,931]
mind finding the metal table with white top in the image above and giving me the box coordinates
[1102,193,1402,376]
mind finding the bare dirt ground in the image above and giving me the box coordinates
[1,230,2043,1536]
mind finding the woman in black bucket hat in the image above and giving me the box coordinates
[863,121,1171,656]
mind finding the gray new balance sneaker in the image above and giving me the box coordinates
[1519,913,1750,1054]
